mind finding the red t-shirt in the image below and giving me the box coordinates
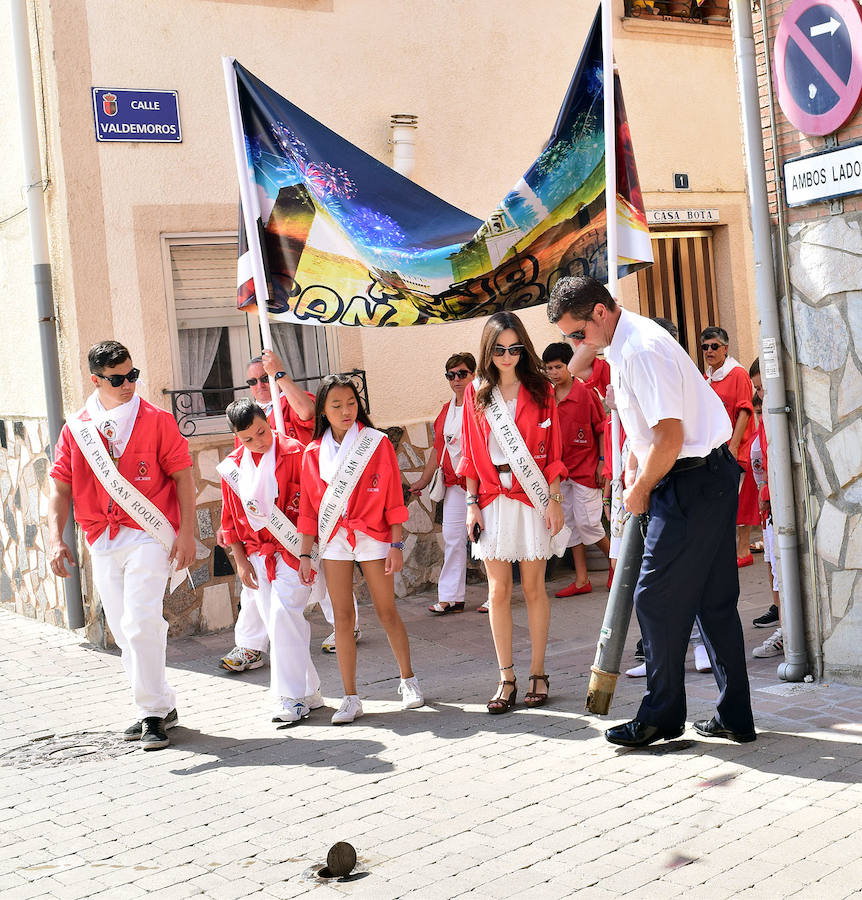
[220,433,305,578]
[556,380,605,487]
[458,381,567,510]
[582,357,611,400]
[706,366,755,462]
[268,393,315,446]
[433,401,466,489]
[298,424,408,543]
[50,399,192,545]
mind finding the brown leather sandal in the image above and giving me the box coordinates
[487,666,517,714]
[524,674,550,708]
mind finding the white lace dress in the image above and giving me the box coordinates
[471,397,564,563]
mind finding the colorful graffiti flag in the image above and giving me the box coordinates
[231,9,652,327]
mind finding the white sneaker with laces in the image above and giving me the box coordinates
[272,697,311,723]
[694,644,712,672]
[304,690,324,710]
[220,646,265,672]
[321,628,362,654]
[398,676,424,709]
[331,695,363,724]
[753,628,784,658]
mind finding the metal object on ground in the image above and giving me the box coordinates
[585,513,647,715]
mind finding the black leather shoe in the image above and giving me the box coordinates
[605,719,685,747]
[693,716,756,743]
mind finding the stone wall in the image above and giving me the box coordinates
[1,417,454,645]
[0,417,68,626]
[784,214,862,683]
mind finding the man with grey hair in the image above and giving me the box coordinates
[547,276,755,747]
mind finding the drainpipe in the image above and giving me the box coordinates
[756,0,822,679]
[389,114,418,178]
[731,1,809,681]
[10,0,85,629]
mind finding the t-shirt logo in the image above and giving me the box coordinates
[368,472,380,493]
[287,424,297,438]
[101,420,118,441]
[575,428,587,445]
[538,440,546,457]
[137,460,149,477]
[289,490,300,511]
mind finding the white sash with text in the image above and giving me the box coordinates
[67,415,189,592]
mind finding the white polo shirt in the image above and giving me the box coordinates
[606,308,732,465]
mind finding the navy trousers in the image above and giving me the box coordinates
[634,445,754,734]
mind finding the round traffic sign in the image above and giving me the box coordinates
[774,0,862,136]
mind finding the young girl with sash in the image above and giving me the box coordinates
[460,312,568,714]
[218,399,321,724]
[409,352,479,614]
[298,375,424,724]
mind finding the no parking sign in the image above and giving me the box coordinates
[774,0,862,136]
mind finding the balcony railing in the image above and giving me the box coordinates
[624,0,730,25]
[163,369,369,437]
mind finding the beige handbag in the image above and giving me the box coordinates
[428,466,446,502]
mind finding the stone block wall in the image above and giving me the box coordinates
[783,213,862,683]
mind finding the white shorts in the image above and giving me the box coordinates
[321,527,390,562]
[561,480,606,547]
[763,521,780,592]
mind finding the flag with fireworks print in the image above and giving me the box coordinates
[231,10,651,327]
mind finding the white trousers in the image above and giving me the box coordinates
[90,537,176,720]
[235,576,360,650]
[439,485,467,606]
[247,554,320,700]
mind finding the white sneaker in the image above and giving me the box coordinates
[331,695,364,724]
[272,697,311,723]
[304,690,324,710]
[694,644,712,672]
[220,646,265,672]
[625,663,647,678]
[321,629,362,654]
[398,676,424,709]
[753,628,784,658]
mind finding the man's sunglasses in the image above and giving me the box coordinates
[493,344,524,357]
[96,368,140,387]
[701,342,725,352]
[245,377,270,387]
[565,330,586,342]
[445,369,471,381]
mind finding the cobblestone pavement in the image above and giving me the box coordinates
[1,558,861,900]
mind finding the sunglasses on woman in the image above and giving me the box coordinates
[445,369,471,381]
[701,342,725,352]
[95,368,141,387]
[493,344,524,357]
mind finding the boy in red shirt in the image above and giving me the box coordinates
[543,343,610,597]
[48,341,195,751]
[219,399,321,723]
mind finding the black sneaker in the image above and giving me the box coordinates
[124,708,178,742]
[141,717,170,751]
[635,639,645,661]
[753,604,779,628]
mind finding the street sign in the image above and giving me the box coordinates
[784,140,862,206]
[773,0,862,136]
[91,88,182,143]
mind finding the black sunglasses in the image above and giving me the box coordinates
[96,368,140,387]
[246,377,270,387]
[445,369,471,381]
[493,344,524,357]
[565,330,586,341]
[701,342,725,352]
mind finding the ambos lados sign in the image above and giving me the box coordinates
[91,88,182,143]
[784,141,862,206]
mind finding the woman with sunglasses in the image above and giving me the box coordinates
[701,326,759,566]
[459,312,568,713]
[410,352,480,615]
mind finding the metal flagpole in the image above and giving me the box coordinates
[222,56,286,435]
[601,1,622,488]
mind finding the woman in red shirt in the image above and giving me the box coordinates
[701,326,758,565]
[298,376,423,724]
[460,312,567,714]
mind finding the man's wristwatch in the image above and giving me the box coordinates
[274,371,287,380]
[549,493,563,503]
[390,541,405,550]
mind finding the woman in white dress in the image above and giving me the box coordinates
[460,312,567,713]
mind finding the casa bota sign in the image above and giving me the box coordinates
[646,209,720,225]
[91,88,182,143]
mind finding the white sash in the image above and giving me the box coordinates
[217,456,320,572]
[318,426,386,547]
[484,386,570,554]
[67,415,189,592]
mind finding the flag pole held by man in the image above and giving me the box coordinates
[547,276,756,747]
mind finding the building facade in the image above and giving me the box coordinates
[1,0,758,643]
